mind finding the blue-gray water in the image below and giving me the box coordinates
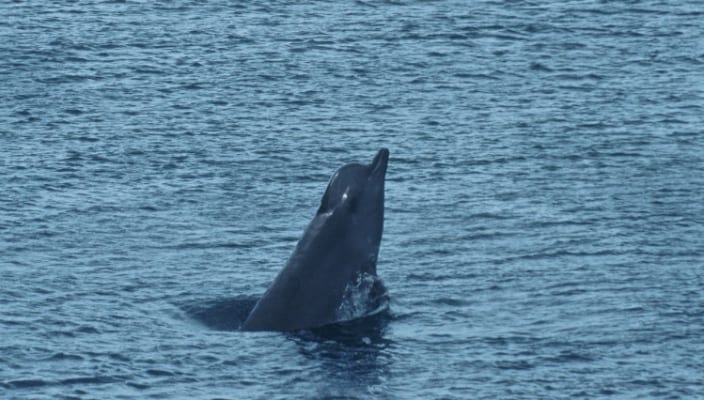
[2,1,703,399]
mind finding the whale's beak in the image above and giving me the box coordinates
[370,148,389,178]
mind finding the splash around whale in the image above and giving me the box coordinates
[241,148,390,332]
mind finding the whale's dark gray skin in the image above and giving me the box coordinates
[241,148,389,332]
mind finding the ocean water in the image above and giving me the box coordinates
[1,1,703,399]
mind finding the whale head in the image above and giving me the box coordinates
[317,148,389,270]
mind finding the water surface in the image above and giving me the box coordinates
[1,1,703,399]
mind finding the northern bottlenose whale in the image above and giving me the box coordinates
[241,148,389,332]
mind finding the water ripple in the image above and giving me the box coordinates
[2,0,703,398]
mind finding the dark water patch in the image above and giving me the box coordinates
[3,379,50,389]
[44,352,85,362]
[181,296,259,331]
[494,359,534,370]
[431,297,472,307]
[529,62,553,72]
[75,325,101,334]
[454,72,500,80]
[169,241,259,250]
[146,369,177,377]
[126,381,150,390]
[59,376,119,386]
[108,353,131,363]
[406,272,480,282]
[543,351,596,364]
